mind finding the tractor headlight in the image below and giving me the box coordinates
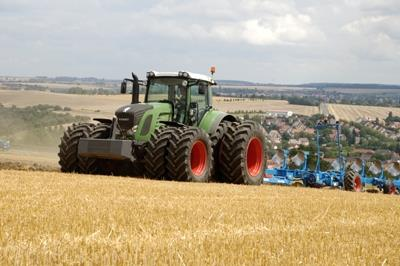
[178,71,189,78]
[146,71,155,78]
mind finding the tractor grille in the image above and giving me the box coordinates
[117,113,134,131]
[115,104,153,131]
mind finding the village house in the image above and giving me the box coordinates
[268,130,282,144]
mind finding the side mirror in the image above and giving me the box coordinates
[189,102,198,123]
[120,81,127,94]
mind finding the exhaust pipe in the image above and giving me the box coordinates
[131,72,139,104]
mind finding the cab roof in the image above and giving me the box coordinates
[147,71,216,85]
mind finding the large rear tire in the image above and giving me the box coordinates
[219,121,267,185]
[58,123,95,173]
[143,127,180,180]
[166,127,213,182]
[343,170,363,192]
[210,121,232,182]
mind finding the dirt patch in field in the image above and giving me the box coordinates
[0,161,58,172]
[0,147,59,171]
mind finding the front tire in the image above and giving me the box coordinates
[58,123,95,173]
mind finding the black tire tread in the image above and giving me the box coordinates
[344,169,361,191]
[143,126,180,180]
[219,120,266,185]
[58,123,95,173]
[166,127,213,182]
[210,121,232,182]
[383,181,396,194]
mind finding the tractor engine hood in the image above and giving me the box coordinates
[115,104,153,131]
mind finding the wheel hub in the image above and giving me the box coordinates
[354,175,362,192]
[247,137,263,177]
[191,140,207,176]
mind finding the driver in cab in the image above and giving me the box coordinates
[174,85,187,123]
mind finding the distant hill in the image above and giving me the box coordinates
[217,80,400,90]
[298,83,400,90]
[217,80,259,86]
[0,75,394,90]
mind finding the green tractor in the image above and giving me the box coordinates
[58,71,267,184]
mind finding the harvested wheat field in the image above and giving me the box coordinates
[0,170,399,265]
[0,90,319,118]
[214,98,319,116]
[328,103,400,121]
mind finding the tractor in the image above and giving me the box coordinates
[58,70,267,184]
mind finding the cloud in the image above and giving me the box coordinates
[0,0,399,83]
[342,15,400,60]
[343,15,400,40]
[344,0,400,14]
[139,0,323,45]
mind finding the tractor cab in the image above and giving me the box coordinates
[121,71,216,126]
[145,71,216,125]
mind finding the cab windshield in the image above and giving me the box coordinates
[146,78,185,103]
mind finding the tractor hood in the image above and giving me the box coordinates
[115,104,153,131]
[115,102,173,142]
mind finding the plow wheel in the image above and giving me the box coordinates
[210,121,232,182]
[344,169,363,192]
[383,181,397,195]
[219,121,267,185]
[166,127,213,182]
[58,123,95,173]
[144,127,180,180]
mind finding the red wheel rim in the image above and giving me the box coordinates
[247,137,263,177]
[354,175,363,192]
[191,140,207,176]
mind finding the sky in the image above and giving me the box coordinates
[0,0,399,84]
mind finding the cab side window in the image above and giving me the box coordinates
[190,82,208,123]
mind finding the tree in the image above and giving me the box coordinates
[282,132,291,141]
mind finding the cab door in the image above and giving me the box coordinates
[189,82,209,125]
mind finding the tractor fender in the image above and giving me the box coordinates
[160,121,186,128]
[199,110,238,134]
[93,118,113,124]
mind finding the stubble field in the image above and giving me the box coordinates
[0,170,399,265]
[327,103,400,121]
[2,89,400,122]
[0,90,318,118]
